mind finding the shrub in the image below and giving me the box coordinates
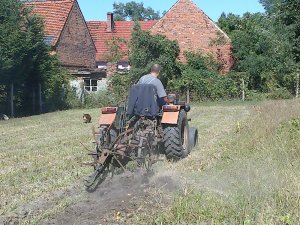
[64,87,117,109]
[266,88,293,99]
[109,72,133,101]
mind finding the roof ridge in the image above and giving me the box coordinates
[153,0,230,41]
[189,0,230,40]
[24,0,74,3]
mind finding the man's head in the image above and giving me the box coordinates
[150,64,161,77]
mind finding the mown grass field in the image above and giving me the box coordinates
[0,99,300,224]
[0,108,101,224]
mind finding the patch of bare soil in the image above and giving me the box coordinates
[42,167,183,225]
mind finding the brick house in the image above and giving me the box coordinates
[151,0,234,72]
[87,0,233,74]
[24,0,100,92]
[87,14,156,74]
[26,0,233,92]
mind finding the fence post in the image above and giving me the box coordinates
[186,88,190,104]
[242,79,245,101]
[296,73,299,98]
[10,83,14,117]
[38,83,42,114]
[61,84,65,102]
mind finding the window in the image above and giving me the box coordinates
[84,79,98,92]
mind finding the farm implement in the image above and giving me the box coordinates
[83,84,198,192]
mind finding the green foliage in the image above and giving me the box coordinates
[64,88,117,109]
[218,11,298,96]
[109,72,132,100]
[113,1,161,21]
[170,51,241,101]
[128,22,180,85]
[104,37,127,63]
[276,0,300,63]
[83,91,117,109]
[0,0,68,115]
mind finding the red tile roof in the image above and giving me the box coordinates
[24,0,74,46]
[87,21,157,61]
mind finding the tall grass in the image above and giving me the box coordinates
[154,100,300,224]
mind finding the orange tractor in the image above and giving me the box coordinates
[84,84,198,192]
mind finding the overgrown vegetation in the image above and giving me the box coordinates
[218,0,300,96]
[111,24,241,101]
[152,99,300,224]
[111,0,300,101]
[169,51,242,100]
[110,22,181,97]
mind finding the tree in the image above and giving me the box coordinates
[113,1,161,21]
[110,22,180,97]
[260,0,300,64]
[276,0,300,64]
[259,0,281,14]
[0,0,67,115]
[128,22,180,85]
[218,12,296,93]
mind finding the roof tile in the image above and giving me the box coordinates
[87,20,157,61]
[24,0,74,46]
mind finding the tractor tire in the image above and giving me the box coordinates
[163,109,190,161]
[189,127,198,149]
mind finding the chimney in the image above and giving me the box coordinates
[107,12,114,32]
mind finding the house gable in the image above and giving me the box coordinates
[150,0,233,72]
[56,1,96,68]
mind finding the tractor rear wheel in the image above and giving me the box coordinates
[163,110,190,161]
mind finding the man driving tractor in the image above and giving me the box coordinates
[138,64,170,106]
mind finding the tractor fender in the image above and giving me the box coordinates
[161,105,181,124]
[99,107,117,126]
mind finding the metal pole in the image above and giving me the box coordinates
[187,88,190,104]
[61,84,65,102]
[10,83,14,117]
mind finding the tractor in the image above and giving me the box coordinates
[83,84,198,192]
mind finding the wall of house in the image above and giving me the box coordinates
[56,2,96,69]
[150,0,234,72]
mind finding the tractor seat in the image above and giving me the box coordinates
[127,84,160,117]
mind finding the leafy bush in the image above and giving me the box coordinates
[266,88,293,99]
[128,22,180,86]
[169,51,241,101]
[84,91,117,109]
[109,72,132,101]
[64,88,117,109]
[169,69,240,101]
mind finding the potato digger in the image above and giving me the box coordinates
[83,84,198,192]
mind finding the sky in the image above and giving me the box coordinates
[77,0,265,22]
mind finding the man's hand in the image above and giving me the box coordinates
[163,96,170,104]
